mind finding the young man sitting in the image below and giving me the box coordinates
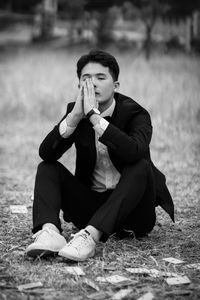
[26,50,174,261]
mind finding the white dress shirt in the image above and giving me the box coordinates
[59,99,121,192]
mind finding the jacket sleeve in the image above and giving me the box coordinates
[39,102,75,162]
[99,109,152,164]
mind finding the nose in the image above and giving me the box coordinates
[91,77,97,87]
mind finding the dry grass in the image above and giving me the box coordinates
[0,47,200,300]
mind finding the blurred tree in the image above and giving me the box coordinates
[0,0,41,31]
[115,0,200,57]
[39,0,57,39]
[85,0,115,11]
[2,0,200,49]
[0,0,41,12]
[58,0,85,20]
[85,0,117,47]
[2,0,199,19]
[121,1,137,20]
[31,0,58,40]
[165,0,200,52]
[116,0,169,59]
[138,0,169,59]
[166,0,200,20]
[33,0,86,41]
[58,0,86,42]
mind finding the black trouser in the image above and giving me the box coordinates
[32,160,156,241]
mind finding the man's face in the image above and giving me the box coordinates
[80,62,119,106]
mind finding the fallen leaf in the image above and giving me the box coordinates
[96,275,131,284]
[17,282,43,291]
[126,268,178,278]
[126,267,150,275]
[112,288,132,300]
[10,205,28,214]
[63,266,85,276]
[162,257,184,264]
[165,276,190,285]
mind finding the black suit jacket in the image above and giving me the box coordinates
[39,92,174,221]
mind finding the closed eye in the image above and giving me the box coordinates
[82,75,91,81]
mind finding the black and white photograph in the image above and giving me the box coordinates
[0,0,200,299]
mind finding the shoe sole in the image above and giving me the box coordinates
[58,250,95,262]
[26,249,58,258]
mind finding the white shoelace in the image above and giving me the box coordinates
[68,231,91,249]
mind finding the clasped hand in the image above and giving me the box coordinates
[73,78,98,118]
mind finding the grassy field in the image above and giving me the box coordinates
[0,46,200,300]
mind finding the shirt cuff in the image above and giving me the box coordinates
[93,118,109,137]
[59,114,76,138]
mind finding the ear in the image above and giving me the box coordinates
[114,81,120,92]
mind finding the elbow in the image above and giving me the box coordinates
[39,155,57,163]
[38,145,46,161]
[38,147,57,163]
[122,145,147,164]
[39,153,52,163]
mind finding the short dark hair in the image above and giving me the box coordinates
[77,50,120,81]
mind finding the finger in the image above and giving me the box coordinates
[85,79,91,99]
[86,79,94,103]
[90,80,97,107]
[80,85,84,101]
[85,78,91,96]
[80,81,86,93]
[83,81,88,100]
[87,78,95,104]
[88,78,94,92]
[77,84,83,100]
[90,79,96,99]
[80,83,84,94]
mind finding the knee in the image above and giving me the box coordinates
[37,161,61,175]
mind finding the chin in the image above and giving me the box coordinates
[96,98,108,103]
[96,98,103,104]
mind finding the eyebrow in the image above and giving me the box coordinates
[82,73,107,78]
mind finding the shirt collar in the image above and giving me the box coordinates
[100,98,116,118]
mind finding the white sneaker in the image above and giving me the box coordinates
[26,228,67,257]
[58,229,96,261]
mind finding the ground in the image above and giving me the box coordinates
[0,47,200,300]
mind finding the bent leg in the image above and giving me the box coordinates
[88,160,156,239]
[33,161,110,234]
[33,161,64,233]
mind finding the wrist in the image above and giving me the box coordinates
[86,108,100,119]
[89,114,101,126]
[67,111,83,127]
[84,106,92,116]
[71,108,83,118]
